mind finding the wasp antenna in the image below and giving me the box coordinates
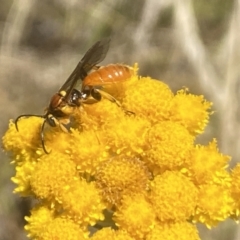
[15,117,20,131]
[41,119,51,154]
[15,114,44,132]
[15,114,25,131]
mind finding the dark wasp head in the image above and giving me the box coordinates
[69,89,82,107]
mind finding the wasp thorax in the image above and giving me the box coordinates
[49,93,64,109]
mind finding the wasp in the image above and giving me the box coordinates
[15,38,133,153]
[69,61,134,107]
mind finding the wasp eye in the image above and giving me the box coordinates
[70,89,82,106]
[47,115,57,127]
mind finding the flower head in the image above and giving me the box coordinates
[146,221,200,240]
[25,205,87,240]
[187,139,231,185]
[95,156,151,206]
[25,205,54,239]
[114,194,156,239]
[144,121,194,174]
[70,128,109,175]
[193,181,234,227]
[11,160,36,196]
[149,171,198,222]
[123,77,174,123]
[91,228,134,240]
[101,115,151,156]
[37,217,86,240]
[60,179,105,226]
[30,151,78,202]
[169,89,212,135]
[2,63,235,239]
[3,118,44,161]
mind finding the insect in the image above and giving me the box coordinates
[15,38,134,153]
[15,38,110,153]
[69,62,134,107]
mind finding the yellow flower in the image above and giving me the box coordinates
[114,194,156,239]
[37,217,86,240]
[101,115,151,156]
[60,178,105,226]
[43,130,73,155]
[30,151,78,202]
[70,128,109,175]
[187,139,231,185]
[123,77,174,123]
[144,121,194,174]
[146,221,200,240]
[95,156,151,206]
[91,228,134,240]
[2,118,44,161]
[25,205,54,239]
[193,182,234,227]
[11,160,36,196]
[2,63,234,239]
[149,171,198,222]
[80,99,126,130]
[169,89,212,135]
[26,206,87,239]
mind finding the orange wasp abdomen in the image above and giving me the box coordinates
[83,64,133,87]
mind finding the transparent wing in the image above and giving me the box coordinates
[59,38,110,100]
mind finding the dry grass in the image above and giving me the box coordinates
[0,0,239,239]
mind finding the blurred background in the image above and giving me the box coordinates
[0,0,240,239]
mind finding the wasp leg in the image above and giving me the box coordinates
[59,121,70,133]
[93,89,134,115]
[92,65,101,71]
[41,119,51,154]
[93,89,121,106]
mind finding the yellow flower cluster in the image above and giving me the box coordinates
[2,64,239,240]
